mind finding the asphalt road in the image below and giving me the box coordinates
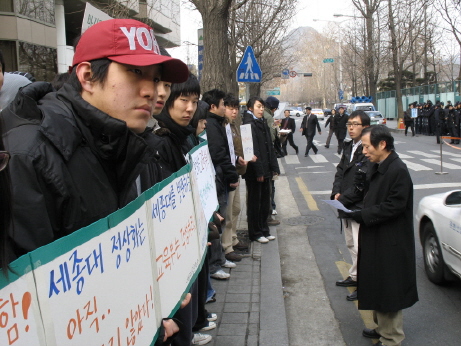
[276,117,461,346]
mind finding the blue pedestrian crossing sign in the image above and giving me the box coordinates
[237,46,262,83]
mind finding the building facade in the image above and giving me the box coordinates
[0,0,181,81]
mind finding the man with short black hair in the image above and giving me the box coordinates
[280,109,298,155]
[348,125,418,346]
[300,106,321,157]
[334,106,349,154]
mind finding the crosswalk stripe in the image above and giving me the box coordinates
[277,158,285,175]
[430,150,461,158]
[284,155,300,165]
[421,159,461,169]
[414,183,461,190]
[396,153,414,159]
[407,150,439,158]
[402,160,433,171]
[295,166,324,169]
[310,155,328,163]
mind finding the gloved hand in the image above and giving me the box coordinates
[349,210,364,224]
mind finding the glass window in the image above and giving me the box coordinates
[0,0,14,12]
[15,0,55,25]
[18,42,57,82]
[0,40,18,72]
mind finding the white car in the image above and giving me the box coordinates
[416,190,461,284]
[288,107,303,117]
[365,111,387,125]
[311,109,325,120]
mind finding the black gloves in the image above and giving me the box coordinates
[349,210,364,224]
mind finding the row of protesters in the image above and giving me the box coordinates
[0,19,193,345]
[331,121,418,346]
[243,97,280,243]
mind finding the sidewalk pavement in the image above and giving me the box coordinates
[202,180,289,346]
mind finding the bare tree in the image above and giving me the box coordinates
[436,0,461,80]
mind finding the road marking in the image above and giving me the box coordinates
[335,261,375,331]
[310,155,328,163]
[397,153,414,159]
[422,159,461,169]
[295,177,319,211]
[449,158,461,164]
[310,190,331,195]
[284,155,300,164]
[407,150,439,158]
[402,160,433,171]
[295,166,324,169]
[414,183,461,190]
[299,171,332,174]
[431,150,461,158]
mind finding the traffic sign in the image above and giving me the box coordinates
[281,69,290,79]
[289,70,297,78]
[338,89,344,100]
[237,46,262,83]
[266,90,281,95]
[323,58,334,63]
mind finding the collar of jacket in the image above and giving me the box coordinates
[371,150,399,175]
[207,111,226,124]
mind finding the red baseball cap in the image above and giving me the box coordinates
[72,19,189,83]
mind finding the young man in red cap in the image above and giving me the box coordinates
[1,18,188,259]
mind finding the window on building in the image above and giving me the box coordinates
[15,0,55,25]
[18,42,57,82]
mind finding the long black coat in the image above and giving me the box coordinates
[242,112,280,180]
[281,117,296,132]
[333,113,349,140]
[358,151,418,312]
[300,113,321,137]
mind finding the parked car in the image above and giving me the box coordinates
[416,190,461,284]
[365,111,386,125]
[347,102,376,114]
[311,108,325,120]
[288,107,303,117]
[323,109,332,116]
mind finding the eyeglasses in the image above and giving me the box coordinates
[346,123,363,127]
[0,151,10,172]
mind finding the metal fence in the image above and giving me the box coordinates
[377,80,461,119]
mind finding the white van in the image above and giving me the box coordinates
[347,102,376,114]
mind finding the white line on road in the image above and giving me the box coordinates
[421,159,461,169]
[407,150,439,158]
[309,183,461,195]
[284,155,300,165]
[277,158,285,175]
[310,155,328,163]
[299,172,332,174]
[295,166,324,169]
[431,150,461,158]
[402,160,433,171]
[396,154,414,159]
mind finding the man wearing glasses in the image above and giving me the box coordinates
[331,110,370,301]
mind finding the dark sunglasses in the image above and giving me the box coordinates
[0,151,10,172]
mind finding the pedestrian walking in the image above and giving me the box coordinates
[334,106,349,154]
[300,106,321,157]
[324,108,336,148]
[280,109,298,155]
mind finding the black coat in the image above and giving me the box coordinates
[300,113,321,137]
[1,82,162,260]
[331,140,368,218]
[333,113,349,139]
[325,115,335,129]
[205,111,238,194]
[357,151,418,312]
[280,117,296,132]
[242,112,280,180]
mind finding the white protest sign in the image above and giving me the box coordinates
[225,124,236,166]
[240,124,254,161]
[411,108,418,118]
[31,203,158,346]
[0,257,44,346]
[147,171,201,319]
[81,2,112,34]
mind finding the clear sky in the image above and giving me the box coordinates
[167,0,354,65]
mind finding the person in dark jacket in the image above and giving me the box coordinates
[334,106,349,154]
[404,103,415,137]
[324,108,336,148]
[0,19,189,345]
[243,97,280,243]
[331,111,370,302]
[300,106,321,156]
[280,109,298,155]
[348,125,418,346]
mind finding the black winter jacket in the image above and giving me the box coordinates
[331,140,368,218]
[242,112,280,180]
[1,82,162,260]
[205,112,238,195]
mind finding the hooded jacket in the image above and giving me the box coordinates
[1,82,162,260]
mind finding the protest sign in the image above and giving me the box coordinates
[0,139,218,346]
[240,124,254,161]
[225,124,236,166]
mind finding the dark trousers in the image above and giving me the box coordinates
[281,133,298,154]
[172,279,198,346]
[304,135,317,155]
[325,128,334,147]
[273,137,284,156]
[337,138,344,154]
[193,255,210,331]
[246,178,271,240]
[405,121,415,136]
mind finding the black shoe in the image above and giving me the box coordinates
[225,251,242,262]
[304,154,308,157]
[336,276,357,287]
[363,328,381,339]
[314,150,318,155]
[295,147,299,154]
[267,218,280,226]
[324,145,329,148]
[234,242,249,251]
[346,289,358,301]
